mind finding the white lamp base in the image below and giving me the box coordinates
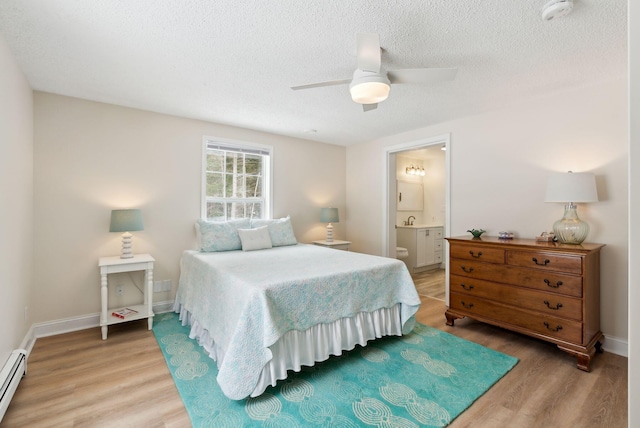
[120,232,134,258]
[326,223,334,243]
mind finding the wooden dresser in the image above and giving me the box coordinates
[445,236,604,371]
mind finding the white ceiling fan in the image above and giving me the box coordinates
[291,33,458,112]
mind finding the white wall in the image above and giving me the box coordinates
[0,35,33,360]
[628,0,638,424]
[346,78,628,345]
[422,150,446,226]
[32,92,345,323]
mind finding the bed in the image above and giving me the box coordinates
[173,219,421,400]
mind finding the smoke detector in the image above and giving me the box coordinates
[542,0,574,21]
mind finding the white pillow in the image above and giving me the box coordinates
[237,226,273,251]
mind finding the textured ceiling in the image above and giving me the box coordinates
[0,0,627,146]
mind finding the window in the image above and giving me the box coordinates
[202,138,272,221]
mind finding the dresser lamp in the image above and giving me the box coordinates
[109,209,144,258]
[320,207,339,243]
[545,171,598,244]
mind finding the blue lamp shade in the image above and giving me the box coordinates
[109,209,144,258]
[320,208,339,243]
[320,208,339,223]
[109,209,144,233]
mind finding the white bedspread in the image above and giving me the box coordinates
[174,244,421,399]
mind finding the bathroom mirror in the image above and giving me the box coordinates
[397,180,423,211]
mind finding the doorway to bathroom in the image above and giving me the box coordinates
[383,134,450,303]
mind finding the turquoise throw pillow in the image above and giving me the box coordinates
[251,216,297,247]
[196,218,251,252]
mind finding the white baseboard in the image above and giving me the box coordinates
[19,325,36,357]
[602,334,628,357]
[21,300,629,359]
[31,300,175,339]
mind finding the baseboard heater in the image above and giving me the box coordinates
[0,349,27,422]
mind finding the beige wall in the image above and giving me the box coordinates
[628,0,638,424]
[346,78,628,344]
[0,35,33,360]
[33,92,345,323]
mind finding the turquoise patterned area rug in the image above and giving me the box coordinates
[153,312,518,427]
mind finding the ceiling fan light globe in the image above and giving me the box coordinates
[349,69,390,104]
[350,81,390,104]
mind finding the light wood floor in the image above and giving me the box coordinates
[2,297,627,427]
[412,268,445,300]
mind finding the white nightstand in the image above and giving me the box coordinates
[312,240,351,251]
[98,254,155,340]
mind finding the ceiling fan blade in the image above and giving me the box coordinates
[291,79,351,91]
[387,68,458,84]
[356,33,381,73]
[362,103,378,112]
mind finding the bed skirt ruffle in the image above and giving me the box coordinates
[173,302,415,398]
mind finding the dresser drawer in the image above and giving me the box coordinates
[506,250,582,275]
[450,292,583,343]
[449,259,583,297]
[450,244,504,264]
[450,275,582,321]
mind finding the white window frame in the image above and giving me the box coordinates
[201,136,273,220]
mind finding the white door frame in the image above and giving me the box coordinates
[383,133,451,303]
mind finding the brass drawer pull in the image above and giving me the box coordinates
[544,279,563,288]
[461,266,474,273]
[544,300,563,310]
[544,322,563,332]
[460,283,474,291]
[532,257,550,266]
[461,301,474,309]
[469,251,482,258]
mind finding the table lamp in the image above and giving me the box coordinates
[545,171,598,244]
[109,209,144,258]
[320,207,339,243]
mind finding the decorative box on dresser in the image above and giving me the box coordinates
[445,236,604,371]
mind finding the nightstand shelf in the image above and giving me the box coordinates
[98,254,155,340]
[103,304,149,326]
[312,240,351,251]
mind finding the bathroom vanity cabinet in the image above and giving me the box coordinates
[397,226,443,273]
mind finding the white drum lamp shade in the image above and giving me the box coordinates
[545,172,598,244]
[320,208,339,243]
[109,209,144,258]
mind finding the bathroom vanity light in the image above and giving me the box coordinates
[405,165,425,176]
[320,207,339,243]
